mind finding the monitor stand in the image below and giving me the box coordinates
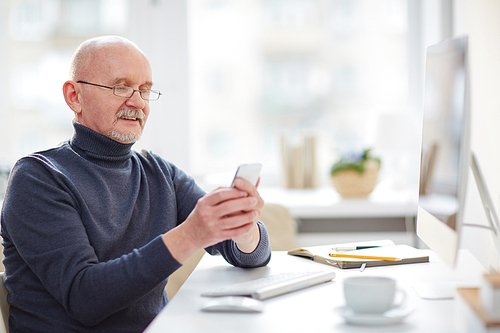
[465,153,500,237]
[415,153,500,300]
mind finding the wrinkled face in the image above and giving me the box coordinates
[76,43,153,143]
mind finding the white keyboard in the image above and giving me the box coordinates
[201,271,336,300]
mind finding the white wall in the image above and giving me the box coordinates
[455,0,500,270]
[126,0,190,171]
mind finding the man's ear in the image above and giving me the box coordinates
[63,80,82,115]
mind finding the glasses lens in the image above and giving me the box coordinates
[143,90,161,101]
[113,86,134,97]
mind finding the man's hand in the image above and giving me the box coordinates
[162,178,264,263]
[230,178,263,253]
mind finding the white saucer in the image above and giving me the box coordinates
[336,305,413,325]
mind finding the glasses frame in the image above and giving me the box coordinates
[76,80,162,101]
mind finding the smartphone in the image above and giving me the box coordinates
[230,163,262,187]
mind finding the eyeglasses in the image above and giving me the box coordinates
[77,81,162,101]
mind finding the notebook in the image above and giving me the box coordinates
[287,239,429,269]
[201,270,336,300]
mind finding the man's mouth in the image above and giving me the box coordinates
[115,109,145,126]
[120,115,139,121]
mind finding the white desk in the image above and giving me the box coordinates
[145,250,486,333]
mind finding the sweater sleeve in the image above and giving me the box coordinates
[2,152,271,329]
[206,221,271,267]
[1,157,180,326]
[155,156,271,268]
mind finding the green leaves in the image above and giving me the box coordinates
[331,149,381,175]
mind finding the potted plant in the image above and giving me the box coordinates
[330,149,381,198]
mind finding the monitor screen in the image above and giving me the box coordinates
[417,36,470,268]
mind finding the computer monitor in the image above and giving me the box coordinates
[417,36,471,268]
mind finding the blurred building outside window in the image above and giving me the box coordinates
[0,0,449,199]
[188,0,419,193]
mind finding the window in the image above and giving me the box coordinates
[0,0,449,196]
[0,0,130,163]
[188,0,415,189]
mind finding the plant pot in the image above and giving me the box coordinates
[331,160,379,198]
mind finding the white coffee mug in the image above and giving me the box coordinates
[343,276,406,314]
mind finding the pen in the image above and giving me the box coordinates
[331,245,382,251]
[329,253,402,261]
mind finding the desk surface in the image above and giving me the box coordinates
[145,249,486,333]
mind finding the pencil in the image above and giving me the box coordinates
[331,246,382,251]
[329,253,402,261]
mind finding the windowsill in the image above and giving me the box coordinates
[259,181,418,220]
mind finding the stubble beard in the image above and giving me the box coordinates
[107,108,146,144]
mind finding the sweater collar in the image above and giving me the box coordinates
[69,121,134,168]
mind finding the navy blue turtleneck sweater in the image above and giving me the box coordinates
[0,122,271,332]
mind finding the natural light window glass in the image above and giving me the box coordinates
[188,0,410,187]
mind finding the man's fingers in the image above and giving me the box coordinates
[232,178,258,195]
[214,196,257,216]
[219,210,258,230]
[220,221,256,238]
[199,187,248,207]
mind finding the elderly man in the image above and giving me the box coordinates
[0,36,271,332]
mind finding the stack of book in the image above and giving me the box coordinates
[457,273,500,332]
[457,288,500,332]
[281,134,317,189]
[287,239,429,269]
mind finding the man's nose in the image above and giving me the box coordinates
[125,90,146,109]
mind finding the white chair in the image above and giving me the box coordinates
[165,249,205,299]
[259,203,298,251]
[0,272,9,333]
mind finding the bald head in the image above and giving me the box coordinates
[69,36,147,81]
[63,35,153,144]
